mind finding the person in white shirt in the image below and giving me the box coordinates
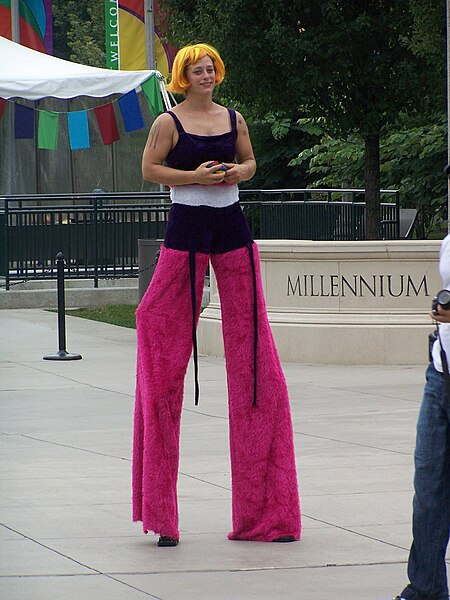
[394,233,450,600]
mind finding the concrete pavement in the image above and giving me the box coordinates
[0,308,445,599]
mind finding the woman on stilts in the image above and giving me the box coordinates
[132,42,301,547]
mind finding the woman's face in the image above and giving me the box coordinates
[185,55,215,94]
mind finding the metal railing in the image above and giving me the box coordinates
[0,189,400,289]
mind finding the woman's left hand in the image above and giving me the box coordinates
[222,163,251,184]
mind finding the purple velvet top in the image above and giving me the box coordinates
[165,109,237,171]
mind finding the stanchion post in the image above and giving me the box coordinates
[43,252,82,361]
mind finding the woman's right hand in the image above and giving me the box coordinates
[193,161,228,185]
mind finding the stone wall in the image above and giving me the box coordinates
[198,240,442,365]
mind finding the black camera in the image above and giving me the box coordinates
[432,289,450,314]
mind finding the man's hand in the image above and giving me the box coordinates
[431,305,450,323]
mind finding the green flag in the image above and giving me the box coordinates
[141,76,164,117]
[38,111,59,150]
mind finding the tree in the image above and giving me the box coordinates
[53,0,105,67]
[239,112,322,189]
[292,113,447,237]
[159,0,446,238]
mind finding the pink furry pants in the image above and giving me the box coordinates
[132,243,301,542]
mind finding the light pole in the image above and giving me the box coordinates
[11,0,20,43]
[144,0,156,70]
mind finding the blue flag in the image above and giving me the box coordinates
[15,104,35,139]
[118,89,144,132]
[67,111,90,150]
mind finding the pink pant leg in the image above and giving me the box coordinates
[132,246,208,538]
[211,244,301,542]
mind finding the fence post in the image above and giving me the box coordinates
[3,199,10,290]
[43,252,82,361]
[93,198,99,288]
[395,191,400,239]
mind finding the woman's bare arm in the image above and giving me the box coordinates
[223,111,256,184]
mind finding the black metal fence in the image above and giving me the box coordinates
[0,189,400,289]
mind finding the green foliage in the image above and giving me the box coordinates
[53,0,105,67]
[407,0,446,65]
[382,115,447,236]
[292,113,447,236]
[159,0,445,135]
[242,113,322,189]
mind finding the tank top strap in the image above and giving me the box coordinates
[228,109,237,132]
[166,111,185,134]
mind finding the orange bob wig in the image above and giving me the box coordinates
[166,43,225,95]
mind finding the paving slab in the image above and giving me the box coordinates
[0,574,153,600]
[115,562,408,600]
[0,308,448,600]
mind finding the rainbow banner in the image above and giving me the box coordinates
[0,0,53,53]
[105,0,177,78]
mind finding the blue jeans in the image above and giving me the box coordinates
[402,364,450,600]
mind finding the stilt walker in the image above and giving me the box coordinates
[132,43,301,546]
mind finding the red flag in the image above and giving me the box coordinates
[0,99,6,122]
[94,103,120,145]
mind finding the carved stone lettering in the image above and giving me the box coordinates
[286,274,430,298]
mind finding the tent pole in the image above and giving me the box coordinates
[11,0,20,43]
[35,100,40,193]
[144,0,156,70]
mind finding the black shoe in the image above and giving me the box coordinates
[272,535,295,543]
[157,536,178,547]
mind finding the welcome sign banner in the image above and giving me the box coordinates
[105,0,119,69]
[105,0,177,78]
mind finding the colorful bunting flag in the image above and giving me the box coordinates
[38,110,59,149]
[15,104,35,139]
[68,111,90,150]
[8,82,165,149]
[118,89,144,132]
[141,76,164,117]
[94,103,120,145]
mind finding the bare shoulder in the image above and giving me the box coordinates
[234,110,249,128]
[234,111,250,139]
[147,112,175,139]
[145,112,176,153]
[234,110,246,125]
[151,111,176,130]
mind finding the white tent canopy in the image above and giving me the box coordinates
[0,35,168,101]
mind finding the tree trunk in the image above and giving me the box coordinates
[364,133,381,240]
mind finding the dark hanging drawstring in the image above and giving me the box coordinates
[247,243,258,406]
[189,250,200,406]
